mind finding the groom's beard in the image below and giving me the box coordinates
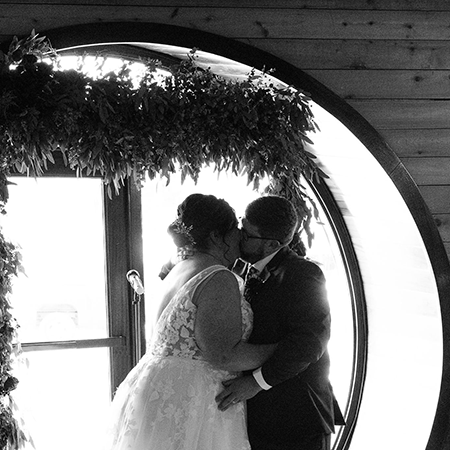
[239,245,266,265]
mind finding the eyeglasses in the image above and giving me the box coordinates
[241,227,279,243]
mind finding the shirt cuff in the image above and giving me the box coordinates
[252,367,272,390]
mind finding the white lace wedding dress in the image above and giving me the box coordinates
[104,265,253,450]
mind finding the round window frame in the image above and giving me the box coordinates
[13,21,450,450]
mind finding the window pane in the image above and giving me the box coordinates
[13,348,111,450]
[2,177,112,450]
[3,177,108,342]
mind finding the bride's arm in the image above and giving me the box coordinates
[194,270,277,371]
[193,270,245,366]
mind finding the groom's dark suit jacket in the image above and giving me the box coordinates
[246,246,344,449]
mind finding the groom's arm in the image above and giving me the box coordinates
[212,341,277,372]
[216,259,330,410]
[256,259,330,388]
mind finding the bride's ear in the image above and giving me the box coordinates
[209,230,222,246]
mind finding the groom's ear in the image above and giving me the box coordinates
[266,238,282,252]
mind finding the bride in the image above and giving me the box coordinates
[104,193,275,450]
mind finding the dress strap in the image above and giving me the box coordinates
[189,265,235,302]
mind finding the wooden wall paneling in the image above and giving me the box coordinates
[244,39,450,70]
[433,214,450,243]
[419,186,450,214]
[3,7,450,41]
[2,0,450,10]
[400,157,450,185]
[346,100,450,129]
[381,129,450,157]
[307,70,450,100]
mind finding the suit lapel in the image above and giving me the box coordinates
[264,246,290,276]
[246,247,290,304]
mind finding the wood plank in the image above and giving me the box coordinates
[307,69,450,100]
[400,157,450,186]
[346,99,450,129]
[1,0,450,11]
[2,7,450,40]
[419,186,450,214]
[444,242,450,258]
[433,213,450,242]
[245,39,450,70]
[381,129,450,157]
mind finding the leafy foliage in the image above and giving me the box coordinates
[0,32,322,200]
[0,229,24,449]
[0,30,324,448]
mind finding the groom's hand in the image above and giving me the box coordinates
[215,375,262,411]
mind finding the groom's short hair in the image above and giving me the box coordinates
[245,196,298,245]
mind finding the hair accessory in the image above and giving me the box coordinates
[172,217,196,246]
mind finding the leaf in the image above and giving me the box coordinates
[46,151,55,164]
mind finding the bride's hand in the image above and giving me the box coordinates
[177,245,194,260]
[158,245,195,279]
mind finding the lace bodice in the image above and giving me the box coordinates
[104,265,253,450]
[149,265,253,360]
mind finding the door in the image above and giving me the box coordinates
[3,173,143,450]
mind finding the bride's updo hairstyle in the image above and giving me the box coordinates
[168,194,238,251]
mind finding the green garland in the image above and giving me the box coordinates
[0,31,323,447]
[0,233,27,450]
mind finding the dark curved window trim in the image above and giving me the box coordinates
[310,180,367,450]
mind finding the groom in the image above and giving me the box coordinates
[216,195,344,450]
